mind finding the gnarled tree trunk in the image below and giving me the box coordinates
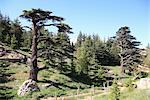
[119,43,125,73]
[120,56,125,73]
[29,21,38,81]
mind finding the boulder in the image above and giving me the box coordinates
[17,79,40,96]
[136,78,150,89]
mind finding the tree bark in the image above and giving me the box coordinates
[29,21,38,81]
[119,42,125,73]
[120,56,125,73]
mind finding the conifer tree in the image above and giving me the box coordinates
[0,12,11,44]
[20,8,72,81]
[10,19,23,49]
[115,26,142,73]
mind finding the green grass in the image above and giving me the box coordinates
[1,61,150,100]
[120,89,150,100]
[0,61,91,99]
[94,89,150,100]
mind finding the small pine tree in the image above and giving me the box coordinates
[109,80,120,100]
[11,34,17,49]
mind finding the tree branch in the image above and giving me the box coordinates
[38,23,57,29]
[23,26,32,30]
[37,36,54,44]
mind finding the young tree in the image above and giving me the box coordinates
[75,45,89,75]
[109,80,120,100]
[10,34,17,49]
[20,8,72,81]
[115,26,142,73]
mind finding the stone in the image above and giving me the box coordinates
[17,79,40,96]
[136,78,150,89]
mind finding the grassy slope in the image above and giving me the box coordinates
[1,62,150,100]
[0,62,92,99]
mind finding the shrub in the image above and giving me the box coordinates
[109,80,120,100]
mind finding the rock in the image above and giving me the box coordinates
[136,78,150,89]
[17,79,40,96]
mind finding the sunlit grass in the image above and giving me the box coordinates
[94,89,150,100]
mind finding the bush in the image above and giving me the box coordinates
[109,80,120,100]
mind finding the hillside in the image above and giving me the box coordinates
[0,47,150,100]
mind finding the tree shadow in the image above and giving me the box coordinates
[0,86,14,99]
[0,65,15,83]
[66,73,92,86]
[0,61,16,99]
[38,79,78,89]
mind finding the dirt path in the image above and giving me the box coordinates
[41,89,109,100]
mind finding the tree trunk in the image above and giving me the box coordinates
[29,21,38,81]
[120,56,125,73]
[29,67,38,81]
[119,44,125,73]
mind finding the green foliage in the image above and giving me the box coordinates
[38,32,75,74]
[10,19,24,49]
[21,31,32,49]
[74,33,120,85]
[0,12,11,43]
[11,34,17,49]
[5,34,11,44]
[109,80,120,100]
[0,13,24,49]
[75,46,89,74]
[88,65,107,85]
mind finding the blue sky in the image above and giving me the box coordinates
[0,0,149,47]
